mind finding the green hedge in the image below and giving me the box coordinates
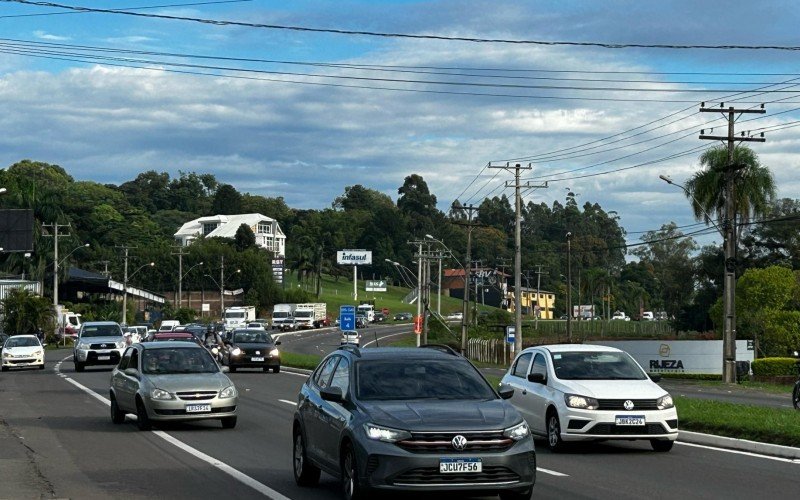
[751,357,799,377]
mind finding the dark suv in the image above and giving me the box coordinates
[292,345,536,500]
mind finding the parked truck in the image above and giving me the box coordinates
[224,306,256,331]
[294,303,328,329]
[357,302,375,323]
[271,303,297,331]
[55,305,82,339]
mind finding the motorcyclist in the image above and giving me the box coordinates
[203,329,226,362]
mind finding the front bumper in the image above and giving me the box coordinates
[74,347,125,365]
[144,395,238,422]
[228,353,281,369]
[358,437,536,493]
[2,354,44,368]
[560,407,679,441]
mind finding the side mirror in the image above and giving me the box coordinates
[275,341,282,346]
[497,383,514,400]
[527,372,546,384]
[649,373,662,383]
[124,367,139,378]
[320,386,343,403]
[221,366,230,373]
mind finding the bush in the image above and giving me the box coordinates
[751,357,799,377]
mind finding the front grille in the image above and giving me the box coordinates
[90,343,118,349]
[154,406,235,416]
[176,391,218,401]
[597,399,659,411]
[397,431,513,454]
[586,423,667,435]
[392,466,519,485]
[366,456,380,475]
[567,420,589,430]
[9,359,36,364]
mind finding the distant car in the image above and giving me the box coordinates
[372,312,386,323]
[247,322,267,329]
[641,312,654,321]
[151,332,202,345]
[224,328,281,373]
[446,311,464,320]
[340,330,360,346]
[559,315,568,320]
[110,341,238,430]
[502,344,677,452]
[393,312,412,321]
[611,311,630,321]
[2,334,45,371]
[159,320,181,332]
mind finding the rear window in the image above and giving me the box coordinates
[355,359,496,401]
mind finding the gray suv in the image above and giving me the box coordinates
[74,321,126,372]
[292,345,536,500]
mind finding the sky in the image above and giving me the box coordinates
[0,0,799,250]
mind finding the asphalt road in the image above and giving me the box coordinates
[0,343,798,499]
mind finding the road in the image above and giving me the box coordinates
[0,341,797,499]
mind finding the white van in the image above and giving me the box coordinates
[158,320,180,332]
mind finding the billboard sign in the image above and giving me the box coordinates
[0,209,34,252]
[271,258,285,284]
[366,280,387,292]
[587,340,755,375]
[337,250,372,265]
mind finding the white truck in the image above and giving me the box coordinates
[55,305,82,339]
[357,303,375,323]
[272,303,297,331]
[294,303,327,329]
[224,306,256,330]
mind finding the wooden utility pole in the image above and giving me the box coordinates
[450,204,480,355]
[699,102,765,383]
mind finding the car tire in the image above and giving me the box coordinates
[546,411,566,452]
[340,443,367,500]
[499,486,533,500]
[38,364,45,370]
[110,395,125,424]
[650,439,674,452]
[74,361,84,372]
[229,366,237,373]
[1,366,7,372]
[221,416,237,429]
[272,366,280,374]
[263,367,269,372]
[135,398,152,431]
[292,428,320,487]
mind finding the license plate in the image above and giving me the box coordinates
[97,355,110,361]
[186,404,212,413]
[439,458,482,474]
[615,415,646,426]
[251,356,265,362]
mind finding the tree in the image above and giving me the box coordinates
[397,174,438,236]
[685,145,776,237]
[234,223,256,251]
[1,288,55,337]
[212,184,243,215]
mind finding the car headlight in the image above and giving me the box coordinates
[503,421,531,441]
[2,351,10,358]
[564,394,599,410]
[150,388,174,400]
[657,394,674,410]
[115,340,126,348]
[32,350,43,356]
[364,423,412,443]
[219,386,237,399]
[211,347,219,355]
[269,348,280,357]
[77,342,90,350]
[231,347,242,356]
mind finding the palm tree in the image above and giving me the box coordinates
[685,146,776,238]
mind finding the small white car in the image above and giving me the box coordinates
[611,311,630,321]
[340,330,361,346]
[2,334,45,371]
[501,344,677,452]
[446,311,464,321]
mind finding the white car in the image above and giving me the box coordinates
[501,344,677,452]
[446,311,464,320]
[611,311,630,321]
[2,334,45,371]
[340,330,360,346]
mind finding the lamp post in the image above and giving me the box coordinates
[206,264,240,318]
[385,259,416,289]
[425,234,470,355]
[53,243,89,308]
[123,261,154,325]
[566,232,573,342]
[178,261,203,309]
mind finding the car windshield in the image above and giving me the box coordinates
[142,348,219,374]
[551,351,647,380]
[355,359,496,401]
[81,324,122,337]
[225,312,245,319]
[6,336,40,347]
[233,331,273,343]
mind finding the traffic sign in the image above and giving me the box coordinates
[505,326,516,344]
[413,315,422,335]
[340,305,356,331]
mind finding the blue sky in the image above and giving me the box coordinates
[1,0,798,249]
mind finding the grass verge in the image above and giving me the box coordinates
[281,351,322,371]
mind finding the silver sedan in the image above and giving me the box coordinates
[110,341,238,430]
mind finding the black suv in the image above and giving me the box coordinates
[292,345,536,500]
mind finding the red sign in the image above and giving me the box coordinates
[413,315,422,334]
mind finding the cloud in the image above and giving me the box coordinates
[33,30,70,41]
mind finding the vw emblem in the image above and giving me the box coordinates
[624,400,635,411]
[451,435,468,451]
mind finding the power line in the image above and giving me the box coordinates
[0,0,251,18]
[7,1,800,51]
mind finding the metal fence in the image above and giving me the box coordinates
[467,338,513,366]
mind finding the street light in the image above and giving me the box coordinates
[659,175,723,235]
[385,259,416,289]
[53,243,90,308]
[123,262,154,325]
[178,261,203,308]
[425,234,470,355]
[206,266,240,317]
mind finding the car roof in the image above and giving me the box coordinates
[6,334,38,340]
[533,344,623,354]
[340,347,462,361]
[142,340,202,349]
[82,321,120,326]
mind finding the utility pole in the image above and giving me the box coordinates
[699,102,765,383]
[172,246,187,308]
[490,162,547,355]
[566,232,573,342]
[116,245,138,326]
[450,203,480,355]
[42,223,71,307]
[533,265,546,328]
[220,255,225,314]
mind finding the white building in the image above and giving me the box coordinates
[174,213,286,257]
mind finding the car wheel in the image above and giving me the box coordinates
[292,428,320,487]
[546,411,566,452]
[74,361,84,372]
[38,363,45,370]
[110,395,125,424]
[650,439,674,452]
[792,382,800,410]
[229,366,237,373]
[499,486,533,500]
[263,367,269,372]
[135,398,152,431]
[1,366,7,372]
[221,416,237,429]
[341,443,367,500]
[272,366,280,374]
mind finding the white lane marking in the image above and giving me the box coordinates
[362,331,409,347]
[537,467,569,477]
[281,370,310,377]
[677,441,800,464]
[278,399,298,406]
[54,355,291,499]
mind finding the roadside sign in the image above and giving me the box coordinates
[414,315,422,335]
[340,305,356,331]
[505,326,516,344]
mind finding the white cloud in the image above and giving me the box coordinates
[33,30,70,41]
